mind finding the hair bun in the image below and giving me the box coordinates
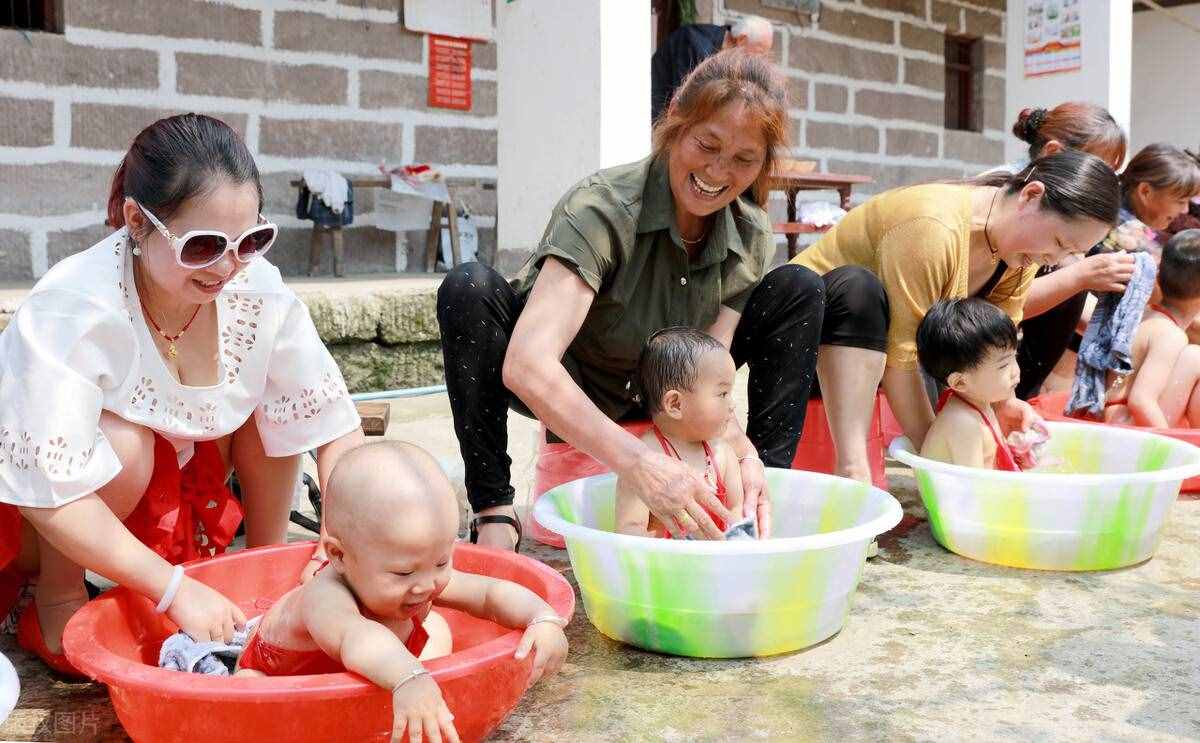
[1012,107,1048,143]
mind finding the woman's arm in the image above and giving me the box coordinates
[504,259,728,539]
[301,427,366,580]
[316,427,366,499]
[705,306,771,537]
[881,366,936,451]
[21,496,246,641]
[1022,253,1136,319]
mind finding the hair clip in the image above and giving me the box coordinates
[1026,108,1048,138]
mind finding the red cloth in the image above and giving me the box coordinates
[0,503,20,573]
[936,390,1021,472]
[123,433,242,564]
[0,432,242,574]
[239,613,429,676]
[649,424,730,537]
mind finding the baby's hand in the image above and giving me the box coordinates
[514,621,568,684]
[391,672,460,743]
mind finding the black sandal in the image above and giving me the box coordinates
[469,513,522,553]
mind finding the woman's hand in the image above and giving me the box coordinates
[514,622,568,685]
[391,673,460,743]
[1072,251,1137,294]
[166,576,247,643]
[994,397,1042,437]
[738,456,772,539]
[619,448,730,539]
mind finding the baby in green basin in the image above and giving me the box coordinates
[917,299,1050,471]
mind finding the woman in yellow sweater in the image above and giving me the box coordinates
[792,149,1120,481]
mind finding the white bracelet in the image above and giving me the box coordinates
[527,614,567,629]
[155,565,185,614]
[391,667,431,694]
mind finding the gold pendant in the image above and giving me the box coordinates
[167,343,178,359]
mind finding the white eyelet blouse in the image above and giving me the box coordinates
[0,228,360,509]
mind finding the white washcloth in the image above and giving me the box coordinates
[798,201,847,228]
[302,170,350,214]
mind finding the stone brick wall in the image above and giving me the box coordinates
[0,0,497,280]
[718,0,1007,246]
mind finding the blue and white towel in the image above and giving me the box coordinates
[1066,252,1157,417]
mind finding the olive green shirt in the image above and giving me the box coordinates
[511,154,772,421]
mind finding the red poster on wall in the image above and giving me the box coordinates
[428,34,473,111]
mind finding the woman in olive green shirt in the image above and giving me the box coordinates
[438,51,825,548]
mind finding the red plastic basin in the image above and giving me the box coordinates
[63,542,574,743]
[1030,390,1200,494]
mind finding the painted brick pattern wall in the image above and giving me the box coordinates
[719,0,1007,249]
[0,0,498,280]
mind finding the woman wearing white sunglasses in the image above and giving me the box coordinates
[0,113,364,675]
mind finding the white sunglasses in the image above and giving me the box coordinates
[134,200,278,269]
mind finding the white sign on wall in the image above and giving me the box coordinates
[1024,0,1082,78]
[405,0,494,42]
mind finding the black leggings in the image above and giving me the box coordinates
[1016,284,1087,400]
[807,266,890,397]
[437,261,855,512]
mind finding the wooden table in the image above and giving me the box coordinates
[768,170,873,259]
[290,176,462,276]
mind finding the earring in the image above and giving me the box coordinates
[129,235,141,256]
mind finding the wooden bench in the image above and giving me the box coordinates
[768,162,873,259]
[290,176,464,276]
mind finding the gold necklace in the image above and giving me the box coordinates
[984,190,1000,263]
[134,260,201,359]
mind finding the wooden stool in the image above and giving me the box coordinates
[307,224,346,278]
[424,196,462,272]
[355,401,391,437]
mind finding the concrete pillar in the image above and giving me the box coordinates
[1004,0,1132,164]
[496,1,651,264]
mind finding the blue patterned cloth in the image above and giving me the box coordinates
[1066,252,1157,417]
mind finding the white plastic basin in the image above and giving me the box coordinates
[890,421,1200,571]
[533,468,902,658]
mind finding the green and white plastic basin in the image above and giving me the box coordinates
[890,421,1200,571]
[533,468,901,658]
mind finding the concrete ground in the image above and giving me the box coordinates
[2,378,1199,742]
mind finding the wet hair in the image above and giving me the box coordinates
[106,113,262,236]
[917,299,1018,386]
[1119,143,1200,201]
[970,148,1121,227]
[1159,229,1200,301]
[651,49,789,206]
[637,327,726,414]
[1012,103,1127,167]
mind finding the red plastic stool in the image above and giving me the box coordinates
[528,422,653,548]
[880,395,903,448]
[791,393,889,491]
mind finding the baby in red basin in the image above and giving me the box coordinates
[233,441,568,742]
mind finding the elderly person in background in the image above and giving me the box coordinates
[651,15,773,122]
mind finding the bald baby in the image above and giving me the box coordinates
[323,440,459,552]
